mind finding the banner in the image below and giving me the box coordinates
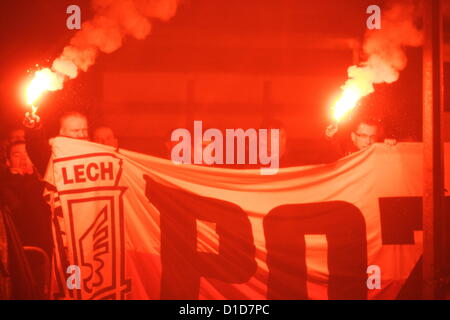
[44,137,449,300]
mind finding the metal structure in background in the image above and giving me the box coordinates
[422,0,447,300]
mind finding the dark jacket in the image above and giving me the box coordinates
[25,127,51,177]
[0,170,53,257]
[317,133,357,164]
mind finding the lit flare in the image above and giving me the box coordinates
[25,68,63,113]
[332,85,363,122]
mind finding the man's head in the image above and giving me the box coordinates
[351,119,380,151]
[93,126,118,148]
[8,129,25,143]
[6,141,34,175]
[59,112,89,140]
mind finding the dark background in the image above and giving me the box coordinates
[0,0,440,160]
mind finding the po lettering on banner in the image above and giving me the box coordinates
[145,175,370,299]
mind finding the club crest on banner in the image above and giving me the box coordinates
[52,153,130,300]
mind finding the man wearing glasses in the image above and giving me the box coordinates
[323,118,396,162]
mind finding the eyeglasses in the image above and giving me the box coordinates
[354,132,377,141]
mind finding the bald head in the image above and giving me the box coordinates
[93,126,118,148]
[59,112,89,140]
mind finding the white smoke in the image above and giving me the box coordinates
[342,0,423,99]
[51,0,180,83]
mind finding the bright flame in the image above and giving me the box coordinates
[332,85,363,122]
[25,68,63,106]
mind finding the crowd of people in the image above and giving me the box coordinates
[0,109,394,299]
[0,111,119,299]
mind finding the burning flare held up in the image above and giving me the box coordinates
[24,0,180,114]
[330,0,423,123]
